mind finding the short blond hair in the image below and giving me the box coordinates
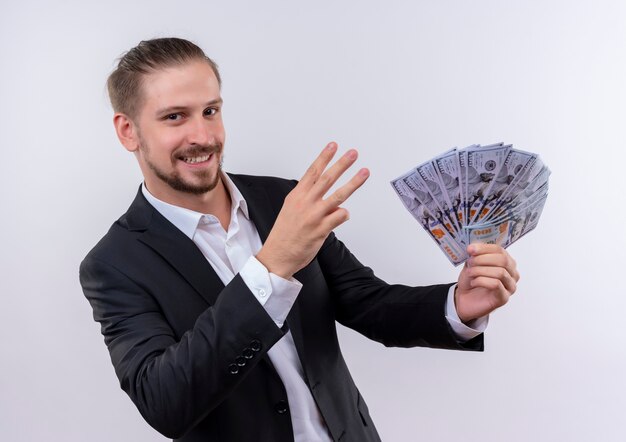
[107,37,221,119]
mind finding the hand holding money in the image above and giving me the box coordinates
[455,243,520,322]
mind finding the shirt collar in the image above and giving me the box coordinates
[141,172,250,240]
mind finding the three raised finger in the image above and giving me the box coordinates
[299,142,338,190]
[323,167,370,211]
[309,148,360,199]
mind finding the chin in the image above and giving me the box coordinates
[181,172,222,195]
[150,168,220,195]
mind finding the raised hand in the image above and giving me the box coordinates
[454,244,520,323]
[256,142,369,279]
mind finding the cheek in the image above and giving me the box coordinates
[212,118,226,143]
[165,127,190,146]
[151,131,188,158]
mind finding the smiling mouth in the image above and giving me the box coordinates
[180,154,213,164]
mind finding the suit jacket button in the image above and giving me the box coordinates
[275,400,289,414]
[235,356,246,367]
[228,363,239,375]
[242,348,254,359]
[250,339,262,352]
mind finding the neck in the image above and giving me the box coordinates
[145,174,232,229]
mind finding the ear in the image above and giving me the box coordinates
[113,113,140,152]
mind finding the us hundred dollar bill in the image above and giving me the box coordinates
[457,148,469,242]
[392,142,548,266]
[432,148,464,235]
[466,143,511,224]
[478,149,537,223]
[464,222,510,246]
[489,156,547,220]
[461,143,500,221]
[467,186,548,248]
[391,174,468,265]
[514,194,548,243]
[415,158,461,238]
[483,183,548,227]
[500,193,548,248]
[490,166,550,223]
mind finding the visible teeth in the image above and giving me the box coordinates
[182,155,211,164]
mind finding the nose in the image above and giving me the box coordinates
[186,116,214,147]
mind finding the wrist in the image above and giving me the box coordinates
[256,249,295,280]
[454,285,472,324]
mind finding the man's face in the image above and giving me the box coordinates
[132,60,225,196]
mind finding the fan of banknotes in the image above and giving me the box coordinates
[391,143,550,266]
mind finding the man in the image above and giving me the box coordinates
[80,38,520,442]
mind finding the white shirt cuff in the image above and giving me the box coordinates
[239,256,302,327]
[445,284,488,342]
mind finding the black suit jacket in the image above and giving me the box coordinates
[80,174,483,442]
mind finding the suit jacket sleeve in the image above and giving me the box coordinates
[80,255,285,439]
[316,231,483,351]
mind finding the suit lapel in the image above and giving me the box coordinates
[124,187,225,306]
[141,226,226,305]
[229,174,277,243]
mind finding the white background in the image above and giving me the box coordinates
[1,1,625,441]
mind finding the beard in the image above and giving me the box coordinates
[139,137,224,195]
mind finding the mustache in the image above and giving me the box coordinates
[174,143,223,159]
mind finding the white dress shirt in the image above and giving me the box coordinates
[141,173,486,442]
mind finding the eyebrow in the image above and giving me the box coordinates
[155,98,223,116]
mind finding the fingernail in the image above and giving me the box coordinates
[359,168,370,177]
[346,149,357,160]
[326,142,337,151]
[468,245,476,254]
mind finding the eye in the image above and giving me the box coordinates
[204,107,219,117]
[165,113,182,121]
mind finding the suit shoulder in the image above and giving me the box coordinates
[80,216,142,272]
[81,186,157,269]
[228,173,297,195]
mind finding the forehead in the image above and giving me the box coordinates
[140,60,220,113]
